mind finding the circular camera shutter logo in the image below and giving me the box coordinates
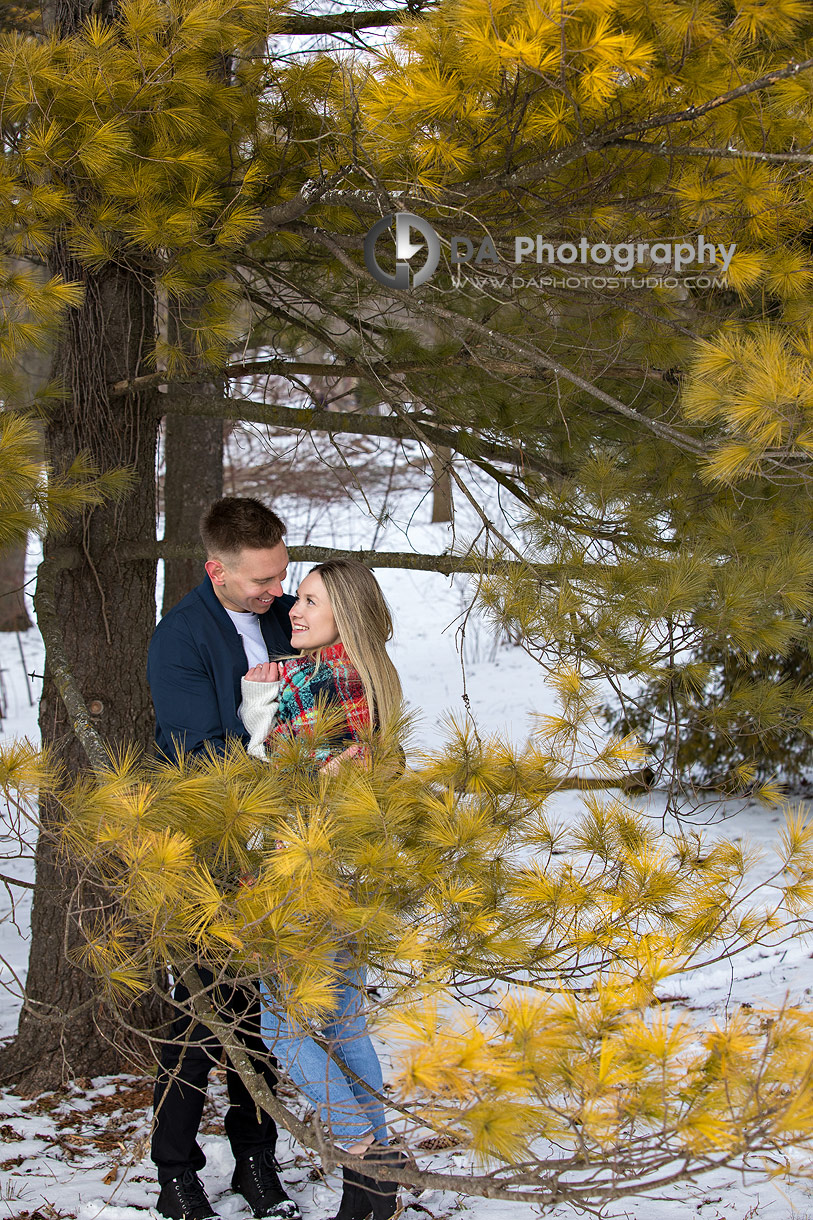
[364,213,441,288]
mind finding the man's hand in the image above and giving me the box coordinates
[244,661,280,683]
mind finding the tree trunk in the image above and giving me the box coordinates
[430,446,453,523]
[0,250,164,1093]
[161,413,223,615]
[0,544,31,631]
[160,293,224,616]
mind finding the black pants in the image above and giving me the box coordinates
[151,969,279,1185]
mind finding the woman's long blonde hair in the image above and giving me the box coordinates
[312,558,402,729]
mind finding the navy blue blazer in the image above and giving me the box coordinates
[147,578,295,760]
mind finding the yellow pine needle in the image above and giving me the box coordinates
[267,964,346,1027]
[778,805,813,867]
[0,739,57,797]
[461,1098,540,1161]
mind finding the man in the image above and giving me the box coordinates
[147,497,300,1220]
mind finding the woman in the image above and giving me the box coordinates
[241,559,406,1220]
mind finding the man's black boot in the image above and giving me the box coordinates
[231,1149,302,1220]
[157,1170,219,1220]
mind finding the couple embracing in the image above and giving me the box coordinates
[147,498,407,1220]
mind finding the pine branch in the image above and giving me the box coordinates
[115,356,545,392]
[180,966,315,1143]
[225,355,673,386]
[557,769,653,791]
[303,59,813,216]
[34,540,645,578]
[458,57,813,202]
[217,358,434,378]
[178,965,612,1205]
[173,969,774,1208]
[607,56,813,140]
[261,166,354,228]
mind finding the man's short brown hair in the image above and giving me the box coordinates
[200,497,286,558]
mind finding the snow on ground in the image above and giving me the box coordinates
[0,569,41,1049]
[1,450,813,1218]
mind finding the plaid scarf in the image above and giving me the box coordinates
[268,642,370,760]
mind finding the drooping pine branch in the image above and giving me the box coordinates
[258,60,813,221]
[455,56,813,203]
[178,966,682,1208]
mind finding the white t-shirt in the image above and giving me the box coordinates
[225,608,269,668]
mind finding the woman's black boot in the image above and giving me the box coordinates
[355,1147,409,1220]
[332,1167,372,1220]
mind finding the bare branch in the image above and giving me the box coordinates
[261,166,354,228]
[278,3,434,36]
[112,356,541,392]
[226,356,672,385]
[153,542,564,579]
[163,391,566,483]
[607,138,813,165]
[0,872,35,890]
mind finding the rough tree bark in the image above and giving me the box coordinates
[0,249,164,1092]
[161,413,223,615]
[0,546,31,631]
[430,446,453,524]
[159,265,225,618]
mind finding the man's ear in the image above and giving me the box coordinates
[205,558,226,586]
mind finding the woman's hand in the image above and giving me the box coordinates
[321,744,370,775]
[244,661,280,683]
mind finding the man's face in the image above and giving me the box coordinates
[204,542,289,614]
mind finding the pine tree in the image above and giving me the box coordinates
[1,0,813,1130]
[37,683,813,1208]
[0,0,429,1087]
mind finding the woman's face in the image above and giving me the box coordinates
[289,571,340,650]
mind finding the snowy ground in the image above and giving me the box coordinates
[1,442,813,1219]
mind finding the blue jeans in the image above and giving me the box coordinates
[260,967,388,1149]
